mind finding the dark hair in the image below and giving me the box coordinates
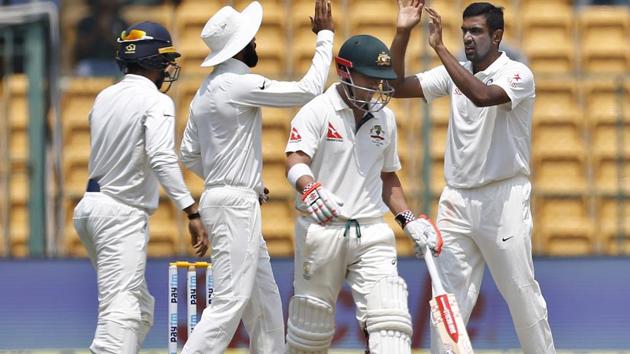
[463,2,504,34]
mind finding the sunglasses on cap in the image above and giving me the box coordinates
[117,29,155,43]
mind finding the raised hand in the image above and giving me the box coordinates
[425,7,444,49]
[396,0,424,31]
[311,0,334,34]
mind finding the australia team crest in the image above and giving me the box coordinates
[369,124,385,146]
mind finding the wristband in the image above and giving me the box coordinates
[395,210,417,229]
[288,163,314,189]
[187,212,201,220]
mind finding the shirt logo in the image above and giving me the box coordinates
[289,127,302,143]
[513,73,521,82]
[369,124,385,146]
[376,52,392,67]
[326,122,343,142]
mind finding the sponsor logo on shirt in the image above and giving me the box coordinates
[289,127,302,143]
[369,124,385,146]
[509,73,521,88]
[326,122,343,142]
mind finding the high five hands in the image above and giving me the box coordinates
[425,7,444,49]
[396,0,424,31]
[311,0,334,34]
[396,0,444,50]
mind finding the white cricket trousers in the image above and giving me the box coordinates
[182,186,285,354]
[430,175,555,354]
[73,192,154,354]
[292,217,399,328]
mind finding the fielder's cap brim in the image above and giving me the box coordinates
[356,67,398,81]
[200,2,263,67]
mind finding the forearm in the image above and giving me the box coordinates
[391,28,412,85]
[381,172,410,215]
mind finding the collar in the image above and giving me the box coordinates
[472,51,509,77]
[123,74,158,91]
[328,83,351,112]
[327,83,376,133]
[213,57,251,75]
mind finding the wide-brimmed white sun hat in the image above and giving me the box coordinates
[200,1,263,67]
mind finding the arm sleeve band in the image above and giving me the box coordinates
[288,163,314,189]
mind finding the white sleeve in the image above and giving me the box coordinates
[382,110,402,172]
[230,30,334,108]
[416,65,452,103]
[491,64,535,110]
[144,96,194,210]
[284,105,322,158]
[180,111,204,178]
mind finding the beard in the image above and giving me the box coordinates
[242,42,259,68]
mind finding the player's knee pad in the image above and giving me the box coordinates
[286,295,335,354]
[365,276,412,354]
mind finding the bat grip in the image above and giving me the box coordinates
[424,247,446,295]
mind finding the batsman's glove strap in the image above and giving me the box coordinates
[395,210,417,229]
[187,212,201,220]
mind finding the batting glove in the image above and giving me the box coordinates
[396,211,443,257]
[301,182,343,225]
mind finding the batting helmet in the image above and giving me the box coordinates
[336,35,397,81]
[116,21,180,72]
[335,35,396,113]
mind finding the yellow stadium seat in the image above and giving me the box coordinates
[430,158,445,196]
[261,107,293,129]
[533,79,581,127]
[430,121,448,159]
[9,203,28,257]
[262,126,289,163]
[64,129,91,197]
[591,123,630,160]
[592,157,630,195]
[175,1,224,75]
[122,3,176,30]
[522,3,575,74]
[596,197,630,255]
[584,79,630,125]
[536,196,595,256]
[61,77,113,135]
[262,162,292,199]
[173,78,203,137]
[6,75,28,163]
[261,199,295,257]
[578,6,630,74]
[291,28,344,77]
[430,97,451,125]
[532,123,586,162]
[148,200,180,258]
[533,158,587,195]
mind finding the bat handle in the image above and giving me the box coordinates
[424,247,446,295]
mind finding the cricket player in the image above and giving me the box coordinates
[390,1,556,352]
[284,34,442,354]
[73,22,208,354]
[178,1,334,353]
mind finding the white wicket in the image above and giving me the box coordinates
[168,261,213,354]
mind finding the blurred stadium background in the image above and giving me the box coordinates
[0,0,629,352]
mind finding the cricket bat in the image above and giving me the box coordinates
[424,249,474,353]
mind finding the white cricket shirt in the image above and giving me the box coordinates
[418,52,535,189]
[180,30,333,195]
[87,74,194,212]
[285,84,401,219]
